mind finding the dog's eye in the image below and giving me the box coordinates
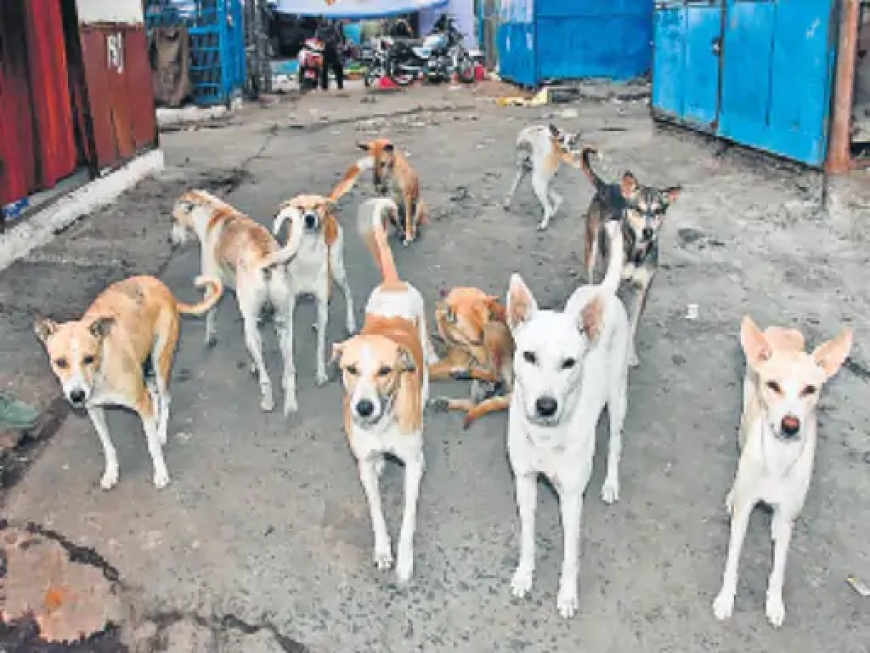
[82,355,95,365]
[522,351,537,364]
[377,365,392,377]
[345,365,359,376]
[561,358,577,370]
[801,385,817,396]
[54,357,69,369]
[766,381,782,393]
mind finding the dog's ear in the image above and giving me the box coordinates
[740,315,772,367]
[357,142,371,152]
[506,274,537,331]
[89,316,115,340]
[578,295,605,341]
[620,172,639,198]
[812,327,853,381]
[662,185,682,205]
[33,314,58,343]
[398,347,417,373]
[548,124,562,140]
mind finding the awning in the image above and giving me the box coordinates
[273,0,449,19]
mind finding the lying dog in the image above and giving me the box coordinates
[713,316,852,628]
[170,190,303,415]
[579,146,681,367]
[505,220,629,618]
[503,124,583,231]
[34,275,223,489]
[331,137,429,245]
[331,197,433,583]
[428,287,515,429]
[272,194,356,409]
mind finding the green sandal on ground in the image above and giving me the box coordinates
[0,392,40,430]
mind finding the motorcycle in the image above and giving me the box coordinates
[360,37,390,87]
[384,15,475,86]
[296,36,324,90]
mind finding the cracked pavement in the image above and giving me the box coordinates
[1,86,869,651]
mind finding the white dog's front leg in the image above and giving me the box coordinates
[712,492,754,621]
[87,406,119,490]
[556,490,583,618]
[314,289,329,386]
[511,472,538,598]
[358,457,393,571]
[765,511,793,628]
[330,243,356,334]
[395,451,425,583]
[602,381,627,504]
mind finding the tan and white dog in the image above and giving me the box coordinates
[712,316,852,628]
[272,194,356,409]
[170,189,303,415]
[331,138,428,246]
[331,197,433,583]
[505,220,629,618]
[34,275,223,489]
[502,124,584,231]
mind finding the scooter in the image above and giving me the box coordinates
[297,36,324,90]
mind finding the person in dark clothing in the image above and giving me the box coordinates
[315,17,344,91]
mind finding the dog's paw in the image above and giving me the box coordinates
[628,352,640,368]
[536,220,548,231]
[556,584,579,619]
[100,466,119,491]
[260,393,275,413]
[204,333,217,348]
[510,564,534,598]
[283,395,298,416]
[428,397,450,412]
[600,478,620,504]
[314,371,329,387]
[395,549,414,584]
[765,593,785,628]
[712,589,735,621]
[152,467,170,489]
[345,319,357,335]
[374,546,394,571]
[461,413,476,430]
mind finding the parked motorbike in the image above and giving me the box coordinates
[360,37,389,87]
[297,36,324,90]
[384,15,475,86]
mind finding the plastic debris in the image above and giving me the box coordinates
[496,87,549,107]
[686,304,699,320]
[846,576,870,597]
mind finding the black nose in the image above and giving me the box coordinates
[356,399,375,418]
[781,415,801,437]
[535,396,558,418]
[642,227,654,240]
[69,389,86,404]
[304,213,317,229]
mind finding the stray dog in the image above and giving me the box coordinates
[170,190,304,415]
[712,316,852,628]
[33,275,223,489]
[428,287,515,429]
[330,137,429,245]
[272,194,356,409]
[579,146,681,367]
[502,124,583,231]
[331,197,433,583]
[505,220,629,618]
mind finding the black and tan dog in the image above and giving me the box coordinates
[580,147,681,367]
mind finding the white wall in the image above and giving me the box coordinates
[76,0,144,25]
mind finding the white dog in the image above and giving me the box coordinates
[505,220,629,618]
[712,316,852,627]
[272,194,356,413]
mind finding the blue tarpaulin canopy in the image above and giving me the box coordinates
[273,0,449,19]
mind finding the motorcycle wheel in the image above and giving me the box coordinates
[456,54,476,84]
[386,56,414,86]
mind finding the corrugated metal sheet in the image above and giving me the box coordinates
[79,25,158,172]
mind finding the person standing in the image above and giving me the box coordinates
[315,17,345,91]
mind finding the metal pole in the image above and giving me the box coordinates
[827,0,859,174]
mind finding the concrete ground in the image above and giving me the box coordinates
[1,85,869,652]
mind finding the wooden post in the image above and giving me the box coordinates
[827,0,859,174]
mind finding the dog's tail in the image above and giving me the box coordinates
[600,221,624,297]
[358,197,403,290]
[175,276,225,316]
[262,205,305,272]
[580,146,607,192]
[329,155,374,203]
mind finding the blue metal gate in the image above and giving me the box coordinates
[498,0,537,86]
[652,0,838,167]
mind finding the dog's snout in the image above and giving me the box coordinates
[68,389,86,405]
[303,212,318,229]
[781,415,801,438]
[355,399,375,418]
[535,396,558,418]
[642,227,654,240]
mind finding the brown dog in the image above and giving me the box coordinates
[429,287,515,429]
[330,137,428,245]
[34,275,223,490]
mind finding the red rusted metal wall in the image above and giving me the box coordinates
[79,24,158,172]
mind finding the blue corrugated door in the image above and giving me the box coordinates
[497,0,537,86]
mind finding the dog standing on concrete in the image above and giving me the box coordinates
[272,194,356,412]
[505,220,629,618]
[503,124,583,231]
[170,190,303,416]
[34,275,223,489]
[712,316,852,628]
[428,287,515,429]
[331,197,433,583]
[331,138,429,245]
[579,146,681,367]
